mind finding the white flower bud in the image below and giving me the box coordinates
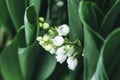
[43,22,49,29]
[36,36,43,41]
[67,57,78,71]
[43,34,50,41]
[39,41,44,45]
[50,48,56,54]
[66,45,74,57]
[57,24,70,36]
[39,17,44,22]
[56,46,65,55]
[44,45,53,51]
[55,54,67,64]
[53,36,64,46]
[39,23,43,27]
[56,1,64,7]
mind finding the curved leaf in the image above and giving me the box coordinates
[68,0,83,41]
[99,0,120,37]
[92,28,120,80]
[24,5,37,46]
[6,0,25,31]
[0,28,25,80]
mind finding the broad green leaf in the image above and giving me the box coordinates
[30,0,42,14]
[79,1,103,32]
[18,42,37,80]
[91,28,120,80]
[0,0,15,34]
[68,0,83,41]
[6,0,25,31]
[83,25,103,80]
[0,28,25,80]
[99,0,120,37]
[24,5,37,46]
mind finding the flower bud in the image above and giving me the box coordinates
[39,17,44,22]
[57,24,70,36]
[56,1,64,7]
[43,22,49,29]
[55,54,67,64]
[39,23,43,28]
[50,48,56,54]
[53,36,64,46]
[67,57,78,71]
[39,41,44,45]
[66,45,74,57]
[36,36,43,41]
[43,34,50,41]
[44,45,53,51]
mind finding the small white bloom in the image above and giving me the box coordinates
[43,34,50,41]
[43,22,49,29]
[56,46,66,55]
[66,45,74,57]
[50,48,56,54]
[55,54,67,64]
[36,36,43,41]
[67,57,78,71]
[57,24,70,36]
[53,36,64,46]
[44,45,53,51]
[56,1,64,7]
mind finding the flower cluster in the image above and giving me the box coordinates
[37,17,82,71]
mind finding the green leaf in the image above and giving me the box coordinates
[83,25,103,80]
[79,1,103,32]
[33,50,56,80]
[6,0,25,31]
[30,0,42,14]
[91,28,120,80]
[99,0,120,37]
[18,42,37,80]
[24,5,37,46]
[0,28,25,80]
[68,0,83,41]
[0,0,15,34]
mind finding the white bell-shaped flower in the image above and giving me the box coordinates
[50,48,56,54]
[57,24,70,36]
[65,45,75,57]
[43,34,50,42]
[55,54,67,64]
[53,36,64,46]
[67,57,78,71]
[56,46,66,55]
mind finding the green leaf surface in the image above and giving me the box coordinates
[68,0,83,41]
[79,1,103,32]
[18,42,37,80]
[99,0,120,37]
[6,0,25,31]
[0,0,15,34]
[24,5,37,46]
[0,28,25,80]
[91,28,120,80]
[83,25,103,80]
[30,0,41,14]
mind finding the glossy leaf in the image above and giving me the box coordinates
[99,0,120,37]
[6,0,25,31]
[91,28,120,80]
[24,5,37,46]
[79,1,103,32]
[68,0,83,41]
[30,0,42,14]
[0,28,25,80]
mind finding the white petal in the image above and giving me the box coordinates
[57,24,70,36]
[50,48,56,54]
[56,46,65,55]
[55,54,67,64]
[67,57,78,71]
[66,46,74,57]
[53,36,64,46]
